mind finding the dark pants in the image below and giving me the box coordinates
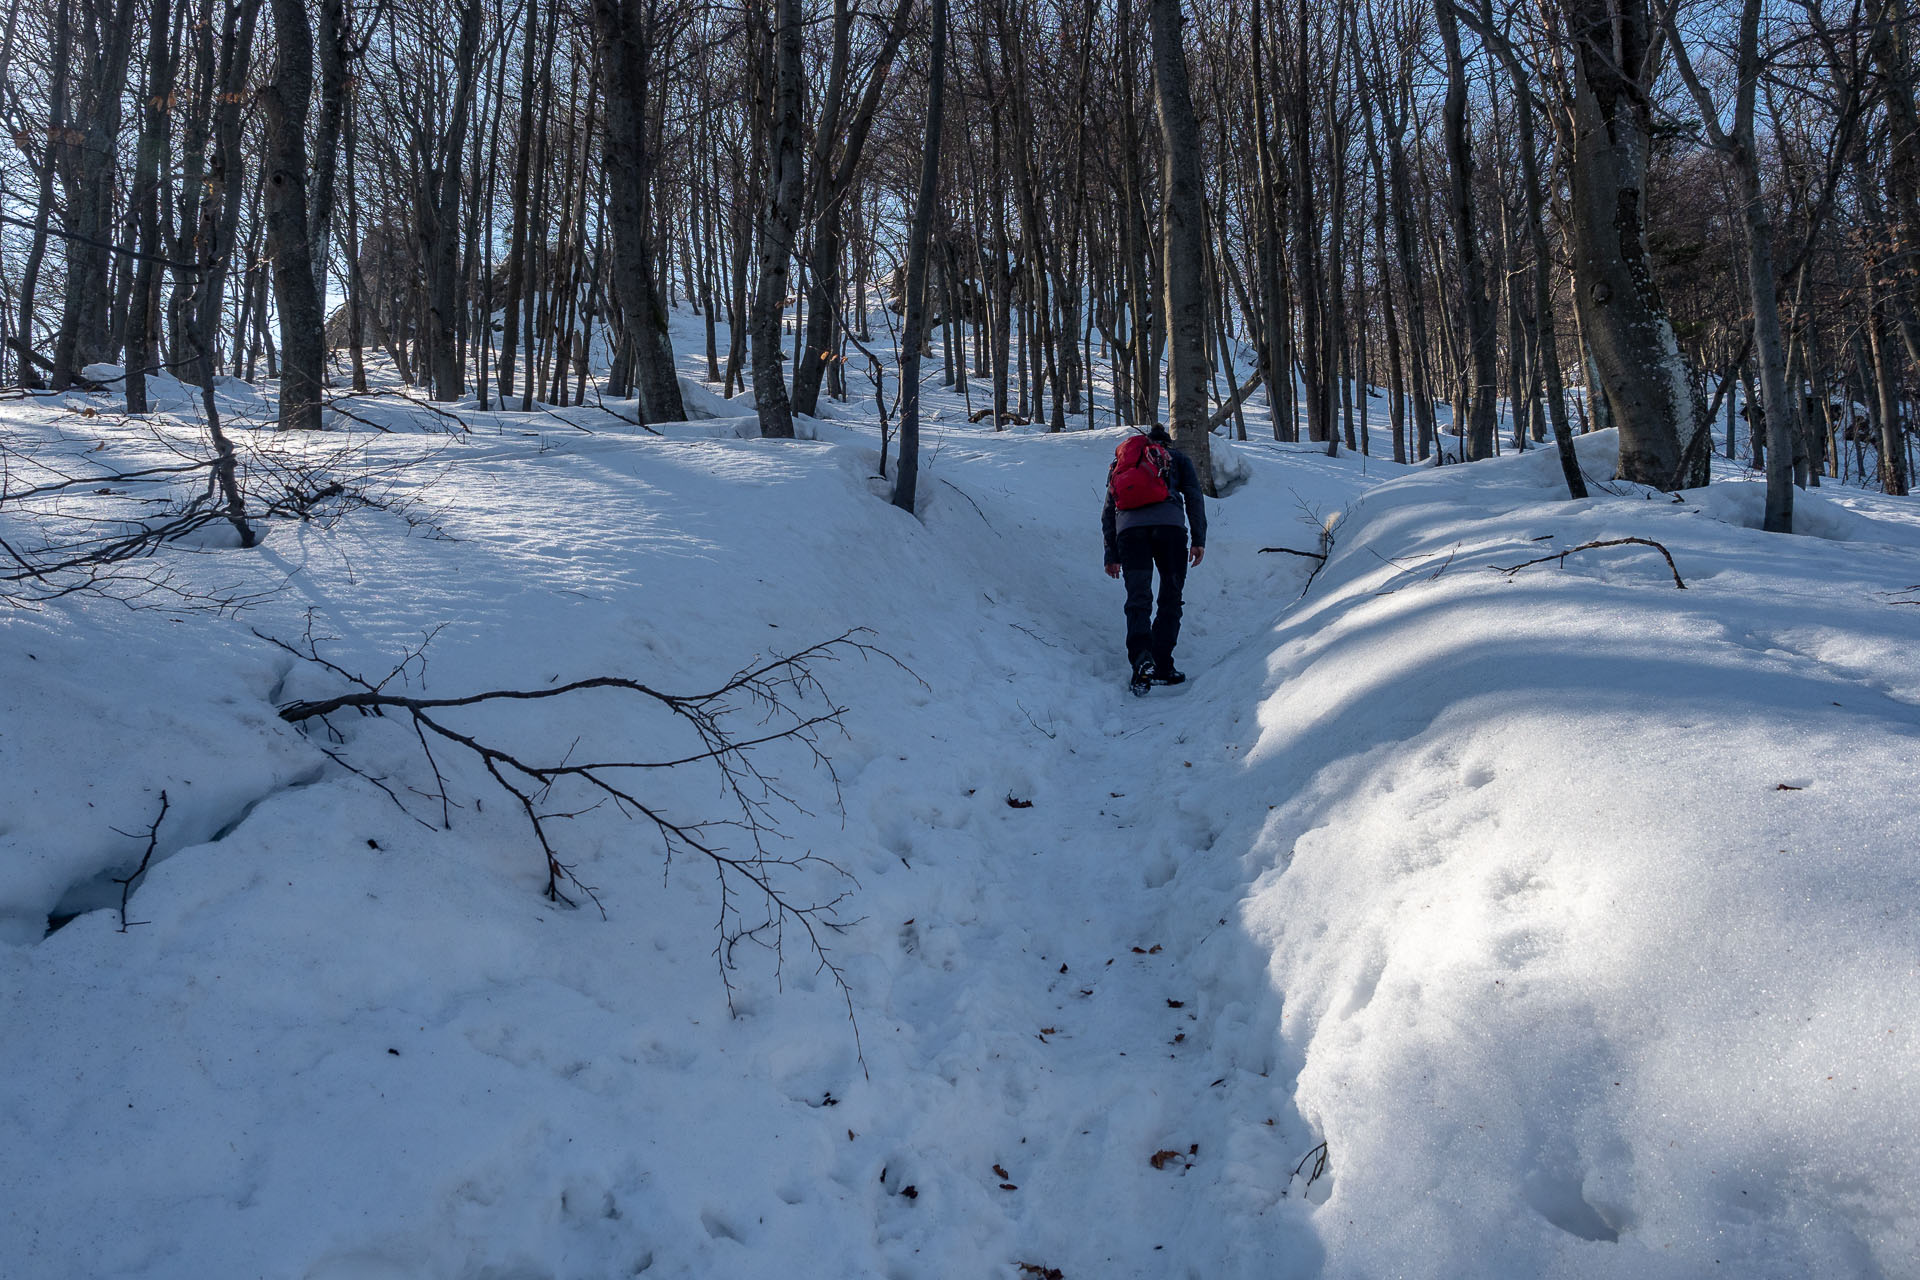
[1118,524,1187,670]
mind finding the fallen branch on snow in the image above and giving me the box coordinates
[109,790,170,932]
[1490,537,1687,589]
[0,421,450,607]
[263,622,918,1057]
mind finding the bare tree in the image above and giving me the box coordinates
[750,0,805,439]
[1555,0,1707,488]
[1150,0,1215,491]
[263,0,326,430]
[1658,0,1797,524]
[48,0,138,390]
[1434,0,1497,459]
[893,0,946,514]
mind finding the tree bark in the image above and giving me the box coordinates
[124,0,177,415]
[264,0,326,430]
[1869,8,1918,495]
[1434,0,1498,460]
[1458,0,1586,496]
[420,0,481,402]
[1559,0,1704,487]
[309,0,349,310]
[50,0,140,389]
[748,0,806,438]
[498,0,538,401]
[191,0,259,380]
[11,0,68,389]
[1150,0,1215,492]
[591,0,688,424]
[893,0,946,514]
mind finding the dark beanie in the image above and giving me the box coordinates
[1147,424,1171,443]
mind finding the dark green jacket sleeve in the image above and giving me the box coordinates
[1101,483,1118,565]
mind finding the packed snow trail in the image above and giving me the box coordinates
[814,428,1350,1278]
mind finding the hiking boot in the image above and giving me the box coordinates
[1152,667,1186,686]
[1130,651,1156,696]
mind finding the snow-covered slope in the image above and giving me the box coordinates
[1229,438,1920,1276]
[2,355,1917,1278]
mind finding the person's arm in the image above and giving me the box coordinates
[1179,454,1207,550]
[1101,486,1119,570]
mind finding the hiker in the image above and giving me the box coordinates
[1102,424,1207,694]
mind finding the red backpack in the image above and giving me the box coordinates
[1110,434,1175,510]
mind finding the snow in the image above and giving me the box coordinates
[3,320,1918,1278]
[1234,439,1920,1276]
[675,374,738,421]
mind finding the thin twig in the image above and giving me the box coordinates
[109,791,170,931]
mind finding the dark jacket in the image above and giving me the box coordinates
[1102,445,1206,565]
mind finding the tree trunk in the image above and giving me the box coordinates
[1868,299,1908,496]
[1251,0,1289,439]
[1149,0,1215,493]
[51,0,139,389]
[1289,0,1327,445]
[1464,1,1587,496]
[1559,0,1704,487]
[418,0,481,402]
[193,0,260,379]
[750,0,804,438]
[498,0,538,401]
[893,0,945,514]
[1435,0,1497,460]
[11,0,66,389]
[124,0,177,415]
[792,201,841,416]
[1733,10,1800,519]
[263,0,325,430]
[591,0,687,424]
[309,0,348,309]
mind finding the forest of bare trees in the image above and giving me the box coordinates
[4,0,1918,530]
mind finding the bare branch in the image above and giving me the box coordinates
[1491,537,1688,588]
[265,627,916,1063]
[109,790,171,932]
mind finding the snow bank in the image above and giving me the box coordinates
[1691,476,1920,550]
[76,362,277,421]
[1223,432,1920,1277]
[676,374,739,420]
[1209,436,1254,496]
